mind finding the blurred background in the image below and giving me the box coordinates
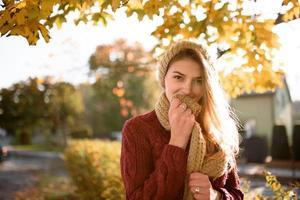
[0,0,299,199]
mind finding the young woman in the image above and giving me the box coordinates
[120,40,244,200]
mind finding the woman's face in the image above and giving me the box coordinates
[164,58,205,103]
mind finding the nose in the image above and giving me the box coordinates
[182,81,194,96]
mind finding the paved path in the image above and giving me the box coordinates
[0,167,39,200]
[0,151,66,200]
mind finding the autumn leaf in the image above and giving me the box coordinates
[54,15,67,29]
[128,0,143,9]
[38,24,50,42]
[0,0,300,96]
[15,9,27,25]
[112,0,120,11]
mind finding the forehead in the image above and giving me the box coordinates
[168,58,203,75]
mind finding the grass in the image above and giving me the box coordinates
[12,144,64,152]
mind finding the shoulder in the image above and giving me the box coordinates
[123,110,158,132]
[122,110,158,145]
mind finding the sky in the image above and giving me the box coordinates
[0,3,300,101]
[0,9,159,87]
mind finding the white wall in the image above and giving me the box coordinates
[231,95,274,147]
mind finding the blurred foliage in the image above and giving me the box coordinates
[241,172,299,200]
[15,187,44,200]
[0,40,160,139]
[64,139,125,200]
[48,80,86,145]
[0,77,86,145]
[63,140,299,200]
[13,139,300,200]
[15,175,78,200]
[240,177,265,200]
[263,171,298,200]
[1,0,300,96]
[85,39,160,135]
[13,144,64,152]
[69,124,93,139]
[0,78,49,140]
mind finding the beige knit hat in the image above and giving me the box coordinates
[158,40,211,87]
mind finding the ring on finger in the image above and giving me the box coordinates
[180,104,187,111]
[194,187,200,194]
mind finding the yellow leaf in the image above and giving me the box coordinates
[2,0,14,8]
[38,24,50,42]
[15,1,26,9]
[128,0,143,9]
[22,25,39,45]
[41,0,55,13]
[112,0,120,11]
[143,0,163,19]
[15,9,26,25]
[0,11,10,28]
[28,7,39,20]
[54,15,66,29]
[8,26,23,36]
[0,24,12,36]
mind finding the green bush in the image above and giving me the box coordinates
[64,139,125,200]
[64,140,298,200]
[70,125,93,139]
[15,129,32,145]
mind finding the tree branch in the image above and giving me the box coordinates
[274,13,300,25]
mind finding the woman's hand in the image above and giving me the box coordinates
[189,172,221,200]
[168,98,195,149]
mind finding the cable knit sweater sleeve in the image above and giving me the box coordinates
[221,166,244,200]
[120,118,188,200]
[213,165,244,200]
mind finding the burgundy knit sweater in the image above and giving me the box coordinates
[120,110,244,200]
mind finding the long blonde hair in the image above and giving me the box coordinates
[167,47,240,167]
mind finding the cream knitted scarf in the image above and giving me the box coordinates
[154,93,228,200]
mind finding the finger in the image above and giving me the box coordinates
[193,193,203,200]
[170,98,181,110]
[179,103,187,111]
[184,109,195,120]
[186,108,192,115]
[190,185,210,193]
[189,179,210,188]
[189,172,209,180]
[191,186,202,194]
[190,114,195,122]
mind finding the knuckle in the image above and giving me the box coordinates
[191,172,200,179]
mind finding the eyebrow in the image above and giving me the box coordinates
[172,71,202,79]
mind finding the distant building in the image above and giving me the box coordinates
[230,78,293,148]
[292,101,300,124]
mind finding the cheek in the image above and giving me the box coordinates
[166,84,177,93]
[195,86,205,99]
[164,80,180,100]
[165,85,176,101]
